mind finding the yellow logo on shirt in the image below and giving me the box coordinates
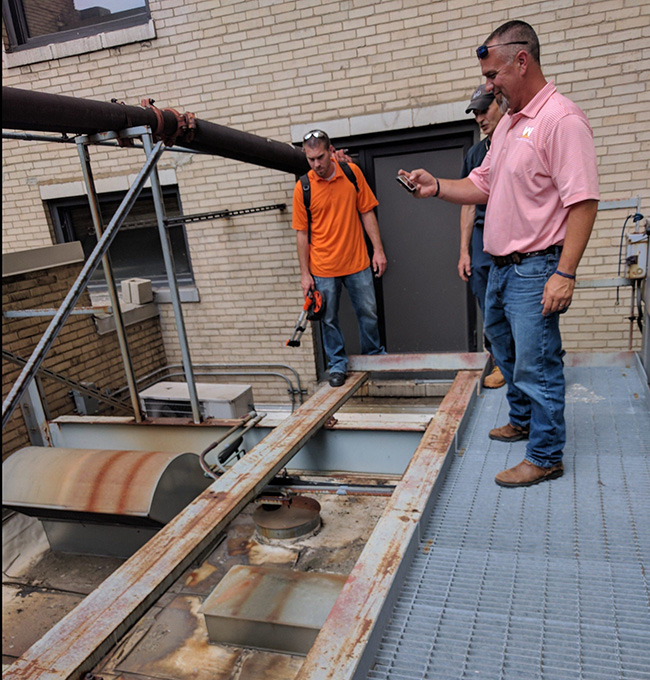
[522,126,534,138]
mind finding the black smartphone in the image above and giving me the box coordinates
[396,174,417,193]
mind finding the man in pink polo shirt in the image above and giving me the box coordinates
[400,20,599,488]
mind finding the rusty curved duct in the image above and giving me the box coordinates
[2,86,309,175]
[2,446,210,524]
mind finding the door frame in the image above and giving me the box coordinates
[313,121,480,379]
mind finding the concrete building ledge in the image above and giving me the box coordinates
[3,20,156,69]
[291,100,468,143]
[2,242,84,277]
[39,168,178,201]
[94,302,160,335]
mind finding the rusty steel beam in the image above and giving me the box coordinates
[4,372,368,680]
[299,370,481,680]
[348,351,489,372]
[2,86,309,175]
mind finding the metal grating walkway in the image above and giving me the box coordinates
[366,361,650,680]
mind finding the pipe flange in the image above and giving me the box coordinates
[141,98,196,147]
[141,98,165,140]
[161,107,197,147]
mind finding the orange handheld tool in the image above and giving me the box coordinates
[286,291,324,347]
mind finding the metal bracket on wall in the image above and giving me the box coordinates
[113,203,288,231]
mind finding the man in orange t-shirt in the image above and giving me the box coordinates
[292,130,387,387]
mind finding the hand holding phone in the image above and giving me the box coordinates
[396,174,417,193]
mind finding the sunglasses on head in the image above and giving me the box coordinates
[303,130,328,141]
[476,41,528,59]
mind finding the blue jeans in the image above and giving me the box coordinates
[313,267,385,375]
[469,226,493,354]
[484,251,565,468]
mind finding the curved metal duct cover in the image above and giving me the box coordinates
[3,446,210,524]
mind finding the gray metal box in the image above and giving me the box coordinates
[139,381,254,419]
[200,564,346,655]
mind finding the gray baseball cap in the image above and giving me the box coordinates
[465,84,495,113]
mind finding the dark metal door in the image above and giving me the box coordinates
[318,127,477,374]
[373,147,470,352]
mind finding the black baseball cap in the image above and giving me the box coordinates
[465,84,495,113]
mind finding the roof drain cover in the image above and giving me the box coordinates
[252,493,321,540]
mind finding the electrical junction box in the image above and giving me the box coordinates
[626,233,648,279]
[121,277,153,305]
[139,381,254,419]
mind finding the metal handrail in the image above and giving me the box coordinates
[2,350,132,414]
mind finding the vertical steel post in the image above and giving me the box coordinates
[18,380,51,446]
[2,141,166,429]
[141,131,202,423]
[76,137,143,423]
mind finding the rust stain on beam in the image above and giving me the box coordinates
[299,370,481,680]
[348,352,489,372]
[4,373,368,680]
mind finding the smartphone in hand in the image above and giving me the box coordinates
[396,174,417,193]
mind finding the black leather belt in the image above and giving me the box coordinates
[492,245,562,267]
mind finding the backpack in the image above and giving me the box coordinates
[300,161,359,244]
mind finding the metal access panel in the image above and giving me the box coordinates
[201,565,347,655]
[2,447,212,557]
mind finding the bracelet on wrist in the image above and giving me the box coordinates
[555,269,576,280]
[433,176,440,197]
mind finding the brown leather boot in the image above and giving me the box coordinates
[489,423,530,442]
[483,366,506,389]
[495,459,564,487]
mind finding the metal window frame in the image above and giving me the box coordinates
[2,0,151,51]
[48,185,197,294]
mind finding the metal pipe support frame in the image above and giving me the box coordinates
[2,138,166,429]
[75,134,143,423]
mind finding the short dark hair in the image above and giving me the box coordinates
[486,20,540,65]
[303,129,331,150]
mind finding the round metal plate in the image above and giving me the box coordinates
[253,495,321,539]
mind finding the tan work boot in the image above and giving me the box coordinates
[495,459,564,487]
[483,366,505,389]
[489,422,529,442]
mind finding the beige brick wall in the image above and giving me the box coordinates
[2,262,168,458]
[3,0,649,399]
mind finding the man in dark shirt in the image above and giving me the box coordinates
[458,85,506,388]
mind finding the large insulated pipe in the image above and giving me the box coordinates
[2,86,309,175]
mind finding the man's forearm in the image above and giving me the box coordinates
[541,199,599,316]
[438,176,489,204]
[556,199,599,275]
[460,204,475,255]
[404,170,489,204]
[296,230,311,277]
[361,210,388,277]
[360,210,385,254]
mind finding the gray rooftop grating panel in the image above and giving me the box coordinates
[365,363,650,680]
